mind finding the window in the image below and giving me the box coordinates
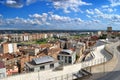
[69,57,71,60]
[40,66,45,70]
[69,57,72,63]
[61,56,63,59]
[29,68,34,72]
[57,55,60,60]
[50,64,54,68]
[65,56,67,63]
[69,59,72,63]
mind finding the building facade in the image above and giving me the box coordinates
[25,56,59,72]
[3,43,17,53]
[57,49,76,65]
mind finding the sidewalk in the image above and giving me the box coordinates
[81,42,118,80]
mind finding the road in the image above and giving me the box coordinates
[97,41,120,80]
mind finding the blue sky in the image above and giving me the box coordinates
[0,0,120,30]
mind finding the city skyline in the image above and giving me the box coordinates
[0,0,120,30]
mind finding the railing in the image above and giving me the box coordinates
[46,57,110,80]
[46,73,73,80]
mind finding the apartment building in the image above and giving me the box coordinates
[3,43,17,53]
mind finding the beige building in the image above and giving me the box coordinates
[3,43,17,53]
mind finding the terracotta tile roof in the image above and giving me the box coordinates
[0,53,14,59]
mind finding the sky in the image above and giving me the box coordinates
[0,0,120,30]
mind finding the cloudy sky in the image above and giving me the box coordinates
[0,0,120,30]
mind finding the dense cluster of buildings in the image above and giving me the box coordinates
[0,33,70,42]
[0,27,120,79]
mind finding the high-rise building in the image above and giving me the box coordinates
[107,27,112,32]
[107,27,112,39]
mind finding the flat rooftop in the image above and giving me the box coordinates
[33,56,54,65]
[26,56,58,68]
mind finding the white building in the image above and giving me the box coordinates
[57,49,76,65]
[25,56,59,72]
[23,35,29,41]
[97,31,102,36]
[44,34,48,39]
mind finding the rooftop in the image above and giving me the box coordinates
[26,56,58,68]
[33,56,54,65]
[60,49,73,55]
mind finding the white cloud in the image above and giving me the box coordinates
[5,0,23,8]
[52,0,92,13]
[107,8,114,12]
[49,14,84,24]
[94,8,103,15]
[76,18,82,22]
[89,8,120,24]
[31,19,42,25]
[1,12,117,30]
[91,19,100,23]
[49,14,71,22]
[109,0,120,7]
[85,8,120,25]
[103,8,116,12]
[101,4,117,12]
[0,0,38,8]
[86,9,94,15]
[101,5,109,8]
[0,13,87,29]
[41,13,48,22]
[29,13,42,18]
[86,15,91,18]
[29,13,48,22]
[6,0,16,4]
[26,0,37,5]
